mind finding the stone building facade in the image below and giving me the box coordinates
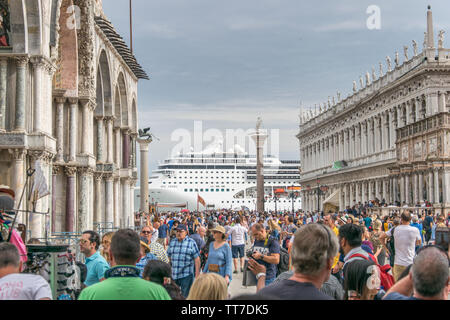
[0,0,148,238]
[297,9,450,216]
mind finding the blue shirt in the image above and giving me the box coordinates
[190,233,205,251]
[252,237,280,280]
[167,237,200,280]
[410,222,424,242]
[203,242,232,280]
[158,224,169,239]
[84,251,110,286]
[136,253,158,277]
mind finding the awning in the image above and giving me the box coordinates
[323,190,340,207]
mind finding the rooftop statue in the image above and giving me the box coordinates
[412,40,418,56]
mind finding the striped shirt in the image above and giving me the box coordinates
[149,242,169,264]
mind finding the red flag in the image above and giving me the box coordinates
[197,194,206,207]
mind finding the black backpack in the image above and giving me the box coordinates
[387,227,396,256]
[265,236,290,276]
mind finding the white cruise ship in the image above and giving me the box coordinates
[138,144,302,212]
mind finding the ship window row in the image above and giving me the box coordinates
[184,188,232,192]
[221,200,301,204]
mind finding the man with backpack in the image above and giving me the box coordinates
[249,223,280,286]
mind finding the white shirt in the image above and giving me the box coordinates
[386,224,421,267]
[151,229,159,243]
[0,273,52,300]
[229,223,247,246]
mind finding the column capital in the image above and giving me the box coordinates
[104,173,114,182]
[94,172,103,181]
[52,165,62,176]
[8,148,27,160]
[29,150,55,163]
[55,96,67,105]
[0,57,8,65]
[104,116,116,123]
[65,166,78,177]
[78,167,94,176]
[15,56,29,67]
[68,97,79,105]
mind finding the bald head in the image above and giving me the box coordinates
[412,247,449,298]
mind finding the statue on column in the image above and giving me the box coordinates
[438,30,445,49]
[365,72,371,86]
[359,76,364,89]
[371,67,376,82]
[353,81,357,93]
[138,127,155,142]
[403,45,409,61]
[0,1,10,47]
[386,56,392,72]
[412,40,418,56]
[394,51,399,67]
[379,62,383,77]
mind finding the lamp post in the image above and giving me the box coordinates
[289,185,298,214]
[316,179,329,216]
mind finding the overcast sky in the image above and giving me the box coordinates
[102,0,450,175]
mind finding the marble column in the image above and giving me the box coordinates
[418,171,424,203]
[414,98,421,121]
[413,173,419,205]
[362,121,368,156]
[138,138,152,214]
[368,119,374,154]
[79,168,92,232]
[105,117,114,164]
[94,174,103,224]
[114,127,121,167]
[343,130,348,160]
[123,129,130,168]
[81,100,91,154]
[96,117,104,162]
[375,179,381,200]
[114,178,120,228]
[389,109,397,149]
[362,181,367,204]
[355,182,361,203]
[405,173,410,205]
[374,117,380,153]
[131,134,137,168]
[51,165,61,233]
[346,184,351,208]
[65,167,77,232]
[339,185,344,211]
[0,58,7,131]
[55,98,66,162]
[382,179,388,202]
[105,174,114,223]
[334,135,338,162]
[14,58,27,132]
[68,98,78,162]
[130,179,136,228]
[122,179,130,227]
[10,149,26,213]
[443,168,450,204]
[399,174,405,204]
[383,113,390,151]
[428,170,434,203]
[393,175,399,203]
[434,168,440,204]
[31,58,44,133]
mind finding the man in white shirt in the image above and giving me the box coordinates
[228,216,248,273]
[0,243,52,300]
[381,211,422,282]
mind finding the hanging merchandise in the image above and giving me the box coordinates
[23,245,85,300]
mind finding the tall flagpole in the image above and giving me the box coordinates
[129,0,133,53]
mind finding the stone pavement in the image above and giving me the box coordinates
[228,265,258,298]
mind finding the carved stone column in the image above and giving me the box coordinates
[0,58,8,131]
[113,178,120,228]
[355,182,361,203]
[55,97,66,162]
[418,171,424,203]
[105,117,114,164]
[51,165,62,233]
[114,127,121,167]
[78,168,93,232]
[80,99,91,155]
[361,181,367,204]
[434,168,440,204]
[9,149,26,213]
[443,168,450,205]
[122,129,130,168]
[428,170,434,203]
[65,167,77,232]
[361,121,367,156]
[138,138,152,214]
[96,116,104,162]
[94,173,103,224]
[122,178,130,227]
[405,173,410,205]
[399,174,405,204]
[105,174,114,224]
[30,57,45,133]
[14,57,28,132]
[383,112,390,152]
[68,98,78,162]
[413,172,419,205]
[389,109,397,149]
[382,179,388,202]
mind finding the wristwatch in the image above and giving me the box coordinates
[256,272,266,280]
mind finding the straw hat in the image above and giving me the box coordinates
[140,240,151,253]
[211,225,226,234]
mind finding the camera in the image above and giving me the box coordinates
[246,250,254,258]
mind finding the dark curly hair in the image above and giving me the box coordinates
[143,260,184,300]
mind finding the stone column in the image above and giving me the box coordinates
[31,57,44,133]
[375,179,381,200]
[414,98,421,121]
[339,185,344,211]
[105,174,114,223]
[131,134,137,168]
[434,168,440,203]
[383,113,390,152]
[114,127,121,167]
[418,171,424,203]
[94,173,103,224]
[334,135,338,162]
[113,178,120,228]
[405,173,410,205]
[413,173,419,205]
[428,170,434,203]
[390,109,397,149]
[368,180,374,202]
[122,178,130,227]
[361,181,367,204]
[355,182,361,203]
[382,179,388,202]
[427,93,439,116]
[78,168,93,232]
[130,179,136,227]
[343,130,348,160]
[65,167,77,232]
[399,174,405,204]
[346,184,351,208]
[10,149,26,213]
[138,138,152,214]
[68,98,78,162]
[374,117,380,153]
[0,58,7,132]
[350,127,355,160]
[55,97,66,162]
[51,165,61,233]
[123,129,130,168]
[14,58,28,132]
[443,168,450,205]
[96,117,104,162]
[80,99,91,154]
[362,121,368,156]
[105,117,114,164]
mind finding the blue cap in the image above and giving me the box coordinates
[176,224,188,231]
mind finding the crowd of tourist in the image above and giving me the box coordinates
[0,205,448,300]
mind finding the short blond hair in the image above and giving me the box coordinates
[186,273,228,300]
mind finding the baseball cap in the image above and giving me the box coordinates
[176,224,188,231]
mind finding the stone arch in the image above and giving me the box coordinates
[98,50,112,116]
[25,0,43,54]
[95,67,104,116]
[113,85,121,127]
[116,72,128,128]
[53,0,78,96]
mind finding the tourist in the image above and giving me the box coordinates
[167,224,201,298]
[0,243,52,300]
[186,273,228,300]
[249,223,280,286]
[370,220,387,265]
[78,229,171,300]
[100,232,114,265]
[422,210,434,244]
[228,216,247,273]
[157,219,169,249]
[80,230,110,286]
[136,241,158,277]
[190,226,206,251]
[383,246,449,300]
[143,260,184,300]
[380,211,421,282]
[343,259,381,300]
[258,224,339,299]
[203,225,232,285]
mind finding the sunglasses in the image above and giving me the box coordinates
[141,231,151,234]
[79,239,90,244]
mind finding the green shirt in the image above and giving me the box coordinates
[78,274,171,300]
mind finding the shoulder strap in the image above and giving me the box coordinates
[348,253,377,264]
